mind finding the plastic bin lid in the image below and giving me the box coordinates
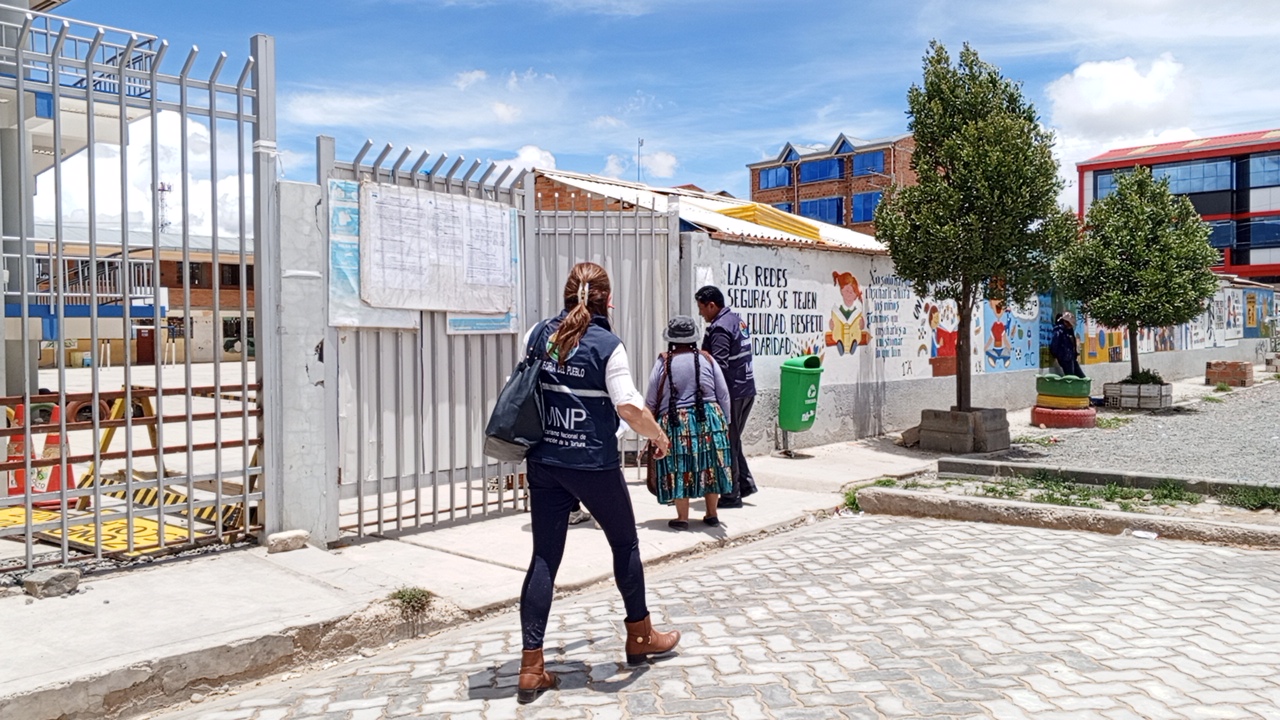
[781,355,823,371]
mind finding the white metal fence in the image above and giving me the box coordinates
[0,7,274,572]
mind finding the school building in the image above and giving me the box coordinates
[1078,128,1280,283]
[746,134,917,236]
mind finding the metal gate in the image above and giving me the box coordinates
[0,8,274,572]
[319,139,676,536]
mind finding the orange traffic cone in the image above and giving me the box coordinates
[35,405,72,509]
[6,404,26,498]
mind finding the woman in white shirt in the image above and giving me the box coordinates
[515,261,680,704]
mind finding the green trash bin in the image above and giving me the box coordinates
[778,355,823,432]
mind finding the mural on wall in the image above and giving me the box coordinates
[983,298,1039,373]
[915,298,959,376]
[1243,289,1275,338]
[702,239,1276,390]
[723,260,826,360]
[1225,289,1244,341]
[825,272,871,357]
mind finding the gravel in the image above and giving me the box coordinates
[1010,380,1280,483]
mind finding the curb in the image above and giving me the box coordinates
[0,600,445,720]
[936,457,1276,497]
[856,487,1280,549]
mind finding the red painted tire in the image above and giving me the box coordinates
[1031,406,1097,429]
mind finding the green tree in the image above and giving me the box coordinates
[875,42,1076,411]
[1054,166,1219,379]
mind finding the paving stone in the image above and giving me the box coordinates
[142,517,1280,720]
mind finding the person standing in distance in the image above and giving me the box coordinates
[1050,311,1085,379]
[516,262,679,705]
[695,286,757,508]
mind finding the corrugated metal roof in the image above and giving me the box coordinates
[1080,128,1280,166]
[538,169,885,254]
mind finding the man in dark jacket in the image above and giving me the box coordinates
[1050,311,1085,378]
[696,286,757,507]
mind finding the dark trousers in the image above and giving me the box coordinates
[520,461,648,650]
[724,395,757,500]
[1058,357,1086,379]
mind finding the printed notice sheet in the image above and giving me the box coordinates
[327,179,419,329]
[359,182,518,313]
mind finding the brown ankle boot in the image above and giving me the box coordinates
[624,615,681,666]
[517,648,558,704]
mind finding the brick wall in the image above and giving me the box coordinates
[748,136,917,235]
[1205,361,1254,387]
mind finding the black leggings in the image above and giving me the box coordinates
[520,461,648,650]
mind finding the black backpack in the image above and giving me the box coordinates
[483,321,549,462]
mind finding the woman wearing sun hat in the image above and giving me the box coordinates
[644,315,734,530]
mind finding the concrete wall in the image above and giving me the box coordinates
[681,231,1275,456]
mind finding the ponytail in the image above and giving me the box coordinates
[665,349,679,430]
[692,350,707,424]
[552,262,611,364]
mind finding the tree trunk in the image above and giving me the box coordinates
[956,293,973,412]
[1128,322,1141,378]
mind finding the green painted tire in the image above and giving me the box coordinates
[1036,373,1092,398]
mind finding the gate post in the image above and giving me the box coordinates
[251,33,285,541]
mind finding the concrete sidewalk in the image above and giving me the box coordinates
[0,438,935,720]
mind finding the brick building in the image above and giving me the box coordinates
[1078,128,1280,283]
[747,133,916,235]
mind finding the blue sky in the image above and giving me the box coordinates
[63,0,1280,206]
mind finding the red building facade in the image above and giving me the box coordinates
[1078,129,1280,283]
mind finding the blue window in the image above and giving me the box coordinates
[1151,159,1233,194]
[799,158,843,183]
[853,151,885,176]
[1250,218,1280,248]
[799,197,843,225]
[1250,153,1280,189]
[783,148,800,162]
[759,166,791,190]
[852,191,882,223]
[835,139,854,155]
[1094,170,1119,199]
[772,202,793,213]
[1207,220,1235,249]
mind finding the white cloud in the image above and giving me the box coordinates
[494,144,556,172]
[592,115,625,129]
[492,102,522,123]
[454,69,488,90]
[1047,54,1191,140]
[33,110,251,239]
[640,150,678,179]
[602,154,628,178]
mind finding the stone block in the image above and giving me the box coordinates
[267,529,311,554]
[23,568,80,598]
[919,408,1010,454]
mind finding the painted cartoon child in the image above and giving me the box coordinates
[928,303,958,358]
[825,271,871,356]
[986,300,1013,368]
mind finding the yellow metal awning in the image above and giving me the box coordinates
[715,203,822,242]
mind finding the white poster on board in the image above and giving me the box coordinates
[359,183,518,314]
[327,179,418,329]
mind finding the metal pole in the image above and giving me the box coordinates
[250,33,280,537]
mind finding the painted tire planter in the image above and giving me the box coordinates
[1035,374,1092,398]
[1035,394,1091,410]
[1031,405,1097,429]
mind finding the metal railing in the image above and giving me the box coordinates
[0,8,274,573]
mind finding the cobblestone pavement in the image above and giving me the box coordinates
[150,516,1280,720]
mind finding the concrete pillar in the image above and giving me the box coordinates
[265,180,337,545]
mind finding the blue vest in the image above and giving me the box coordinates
[527,312,622,471]
[704,308,756,398]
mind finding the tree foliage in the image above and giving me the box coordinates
[875,41,1076,410]
[1053,166,1219,376]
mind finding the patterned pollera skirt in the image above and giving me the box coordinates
[655,402,733,504]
